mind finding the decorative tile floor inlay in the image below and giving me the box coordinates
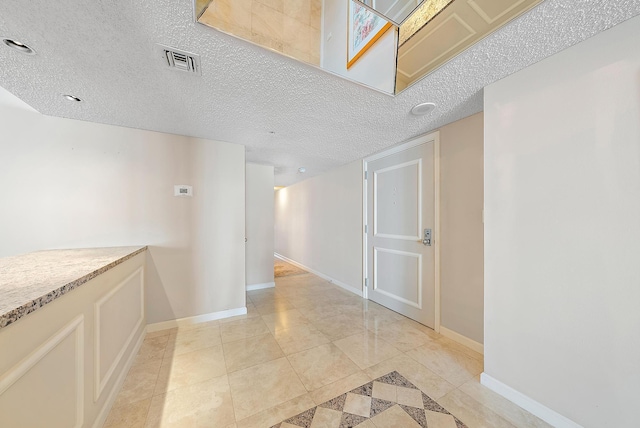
[270,371,468,428]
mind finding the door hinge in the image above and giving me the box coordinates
[364,224,368,234]
[364,170,368,180]
[365,278,369,288]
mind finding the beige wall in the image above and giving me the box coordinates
[0,87,246,325]
[484,15,640,427]
[245,163,275,286]
[274,115,484,340]
[274,160,364,294]
[439,112,484,344]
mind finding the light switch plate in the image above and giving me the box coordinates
[174,185,193,197]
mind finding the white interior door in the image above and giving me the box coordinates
[365,138,436,328]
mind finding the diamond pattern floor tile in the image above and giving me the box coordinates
[270,371,468,428]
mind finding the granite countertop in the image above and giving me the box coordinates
[0,246,147,329]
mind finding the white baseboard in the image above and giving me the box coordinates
[480,373,583,428]
[246,282,275,291]
[439,326,484,355]
[92,328,145,428]
[274,253,363,297]
[146,307,248,333]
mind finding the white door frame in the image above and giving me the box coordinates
[361,131,441,333]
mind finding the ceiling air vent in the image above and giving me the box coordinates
[158,44,201,74]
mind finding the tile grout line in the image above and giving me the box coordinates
[283,293,333,398]
[108,269,495,427]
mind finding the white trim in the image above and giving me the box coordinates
[274,253,364,297]
[0,315,85,428]
[373,247,423,309]
[433,132,441,333]
[77,319,85,428]
[362,159,368,299]
[373,158,423,241]
[92,329,145,428]
[467,0,528,24]
[395,0,417,25]
[439,326,483,354]
[363,131,441,331]
[94,267,144,401]
[398,14,476,78]
[383,0,401,18]
[246,282,275,291]
[374,233,422,240]
[145,307,248,333]
[364,131,439,163]
[480,373,584,428]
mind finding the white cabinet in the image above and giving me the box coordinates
[0,252,146,428]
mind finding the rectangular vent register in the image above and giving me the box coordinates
[158,44,201,74]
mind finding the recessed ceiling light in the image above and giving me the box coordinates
[63,95,82,102]
[298,167,307,173]
[411,102,436,116]
[2,39,36,55]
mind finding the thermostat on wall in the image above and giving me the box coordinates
[174,185,193,197]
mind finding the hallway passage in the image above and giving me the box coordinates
[274,258,308,278]
[103,271,549,427]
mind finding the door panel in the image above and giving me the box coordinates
[366,141,435,327]
[374,248,422,308]
[374,160,421,239]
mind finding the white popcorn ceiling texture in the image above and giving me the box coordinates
[0,0,639,185]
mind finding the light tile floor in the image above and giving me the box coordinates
[103,270,551,428]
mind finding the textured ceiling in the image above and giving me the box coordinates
[1,0,639,186]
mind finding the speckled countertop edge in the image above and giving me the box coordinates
[0,246,147,329]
